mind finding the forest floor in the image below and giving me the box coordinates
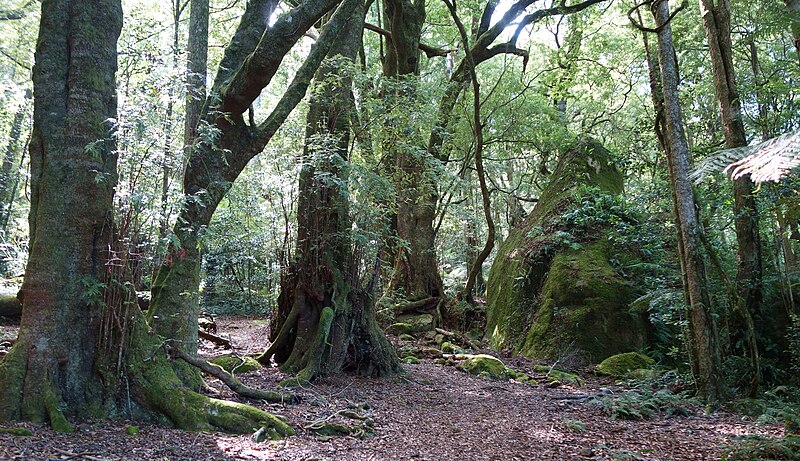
[0,315,787,461]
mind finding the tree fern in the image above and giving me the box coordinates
[693,129,800,184]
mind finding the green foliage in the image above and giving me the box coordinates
[789,315,800,379]
[597,388,694,420]
[721,436,800,461]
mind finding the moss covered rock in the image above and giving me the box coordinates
[395,313,434,333]
[456,354,511,379]
[596,352,655,377]
[210,355,261,374]
[387,323,413,336]
[486,138,650,364]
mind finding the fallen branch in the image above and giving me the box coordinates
[170,347,295,404]
[198,329,232,349]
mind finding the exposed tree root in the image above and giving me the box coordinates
[169,346,295,403]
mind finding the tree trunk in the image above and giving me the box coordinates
[147,0,351,356]
[259,2,400,382]
[652,0,726,404]
[379,0,446,304]
[0,90,30,233]
[183,0,209,148]
[0,0,295,436]
[698,0,762,395]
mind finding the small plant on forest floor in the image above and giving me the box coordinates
[562,418,586,432]
[732,386,800,433]
[595,388,695,420]
[721,435,800,460]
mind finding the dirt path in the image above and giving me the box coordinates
[0,317,783,460]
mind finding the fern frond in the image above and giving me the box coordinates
[692,129,800,184]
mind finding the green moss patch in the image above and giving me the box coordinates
[596,352,655,377]
[456,354,511,380]
[0,427,32,436]
[210,355,261,374]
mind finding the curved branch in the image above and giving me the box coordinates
[364,22,449,57]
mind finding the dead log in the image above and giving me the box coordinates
[198,329,232,349]
[395,296,440,315]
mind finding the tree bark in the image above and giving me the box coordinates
[698,0,762,395]
[147,0,352,358]
[183,0,210,148]
[259,1,400,382]
[0,0,297,436]
[651,0,726,404]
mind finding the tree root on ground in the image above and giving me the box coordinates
[169,346,296,403]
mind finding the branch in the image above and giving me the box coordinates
[510,0,608,45]
[219,0,343,115]
[364,22,449,57]
[170,347,296,403]
[254,0,361,149]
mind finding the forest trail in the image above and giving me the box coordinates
[0,317,782,460]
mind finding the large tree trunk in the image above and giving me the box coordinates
[0,0,295,436]
[259,2,400,382]
[147,0,352,357]
[379,0,446,306]
[652,0,726,404]
[0,0,123,426]
[698,0,762,395]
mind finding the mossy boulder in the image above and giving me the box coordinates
[387,323,414,335]
[456,354,511,379]
[395,313,434,333]
[532,365,584,386]
[486,138,650,364]
[596,352,654,377]
[210,355,261,374]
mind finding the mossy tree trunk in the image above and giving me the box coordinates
[259,2,401,382]
[0,0,296,436]
[0,0,124,427]
[698,0,762,395]
[380,0,446,306]
[147,0,356,357]
[652,0,726,404]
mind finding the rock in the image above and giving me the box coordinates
[125,425,140,436]
[456,354,510,380]
[395,313,434,333]
[403,356,421,364]
[398,333,416,342]
[532,365,584,386]
[596,352,655,377]
[486,139,652,365]
[441,342,464,354]
[210,354,261,374]
[387,323,413,335]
